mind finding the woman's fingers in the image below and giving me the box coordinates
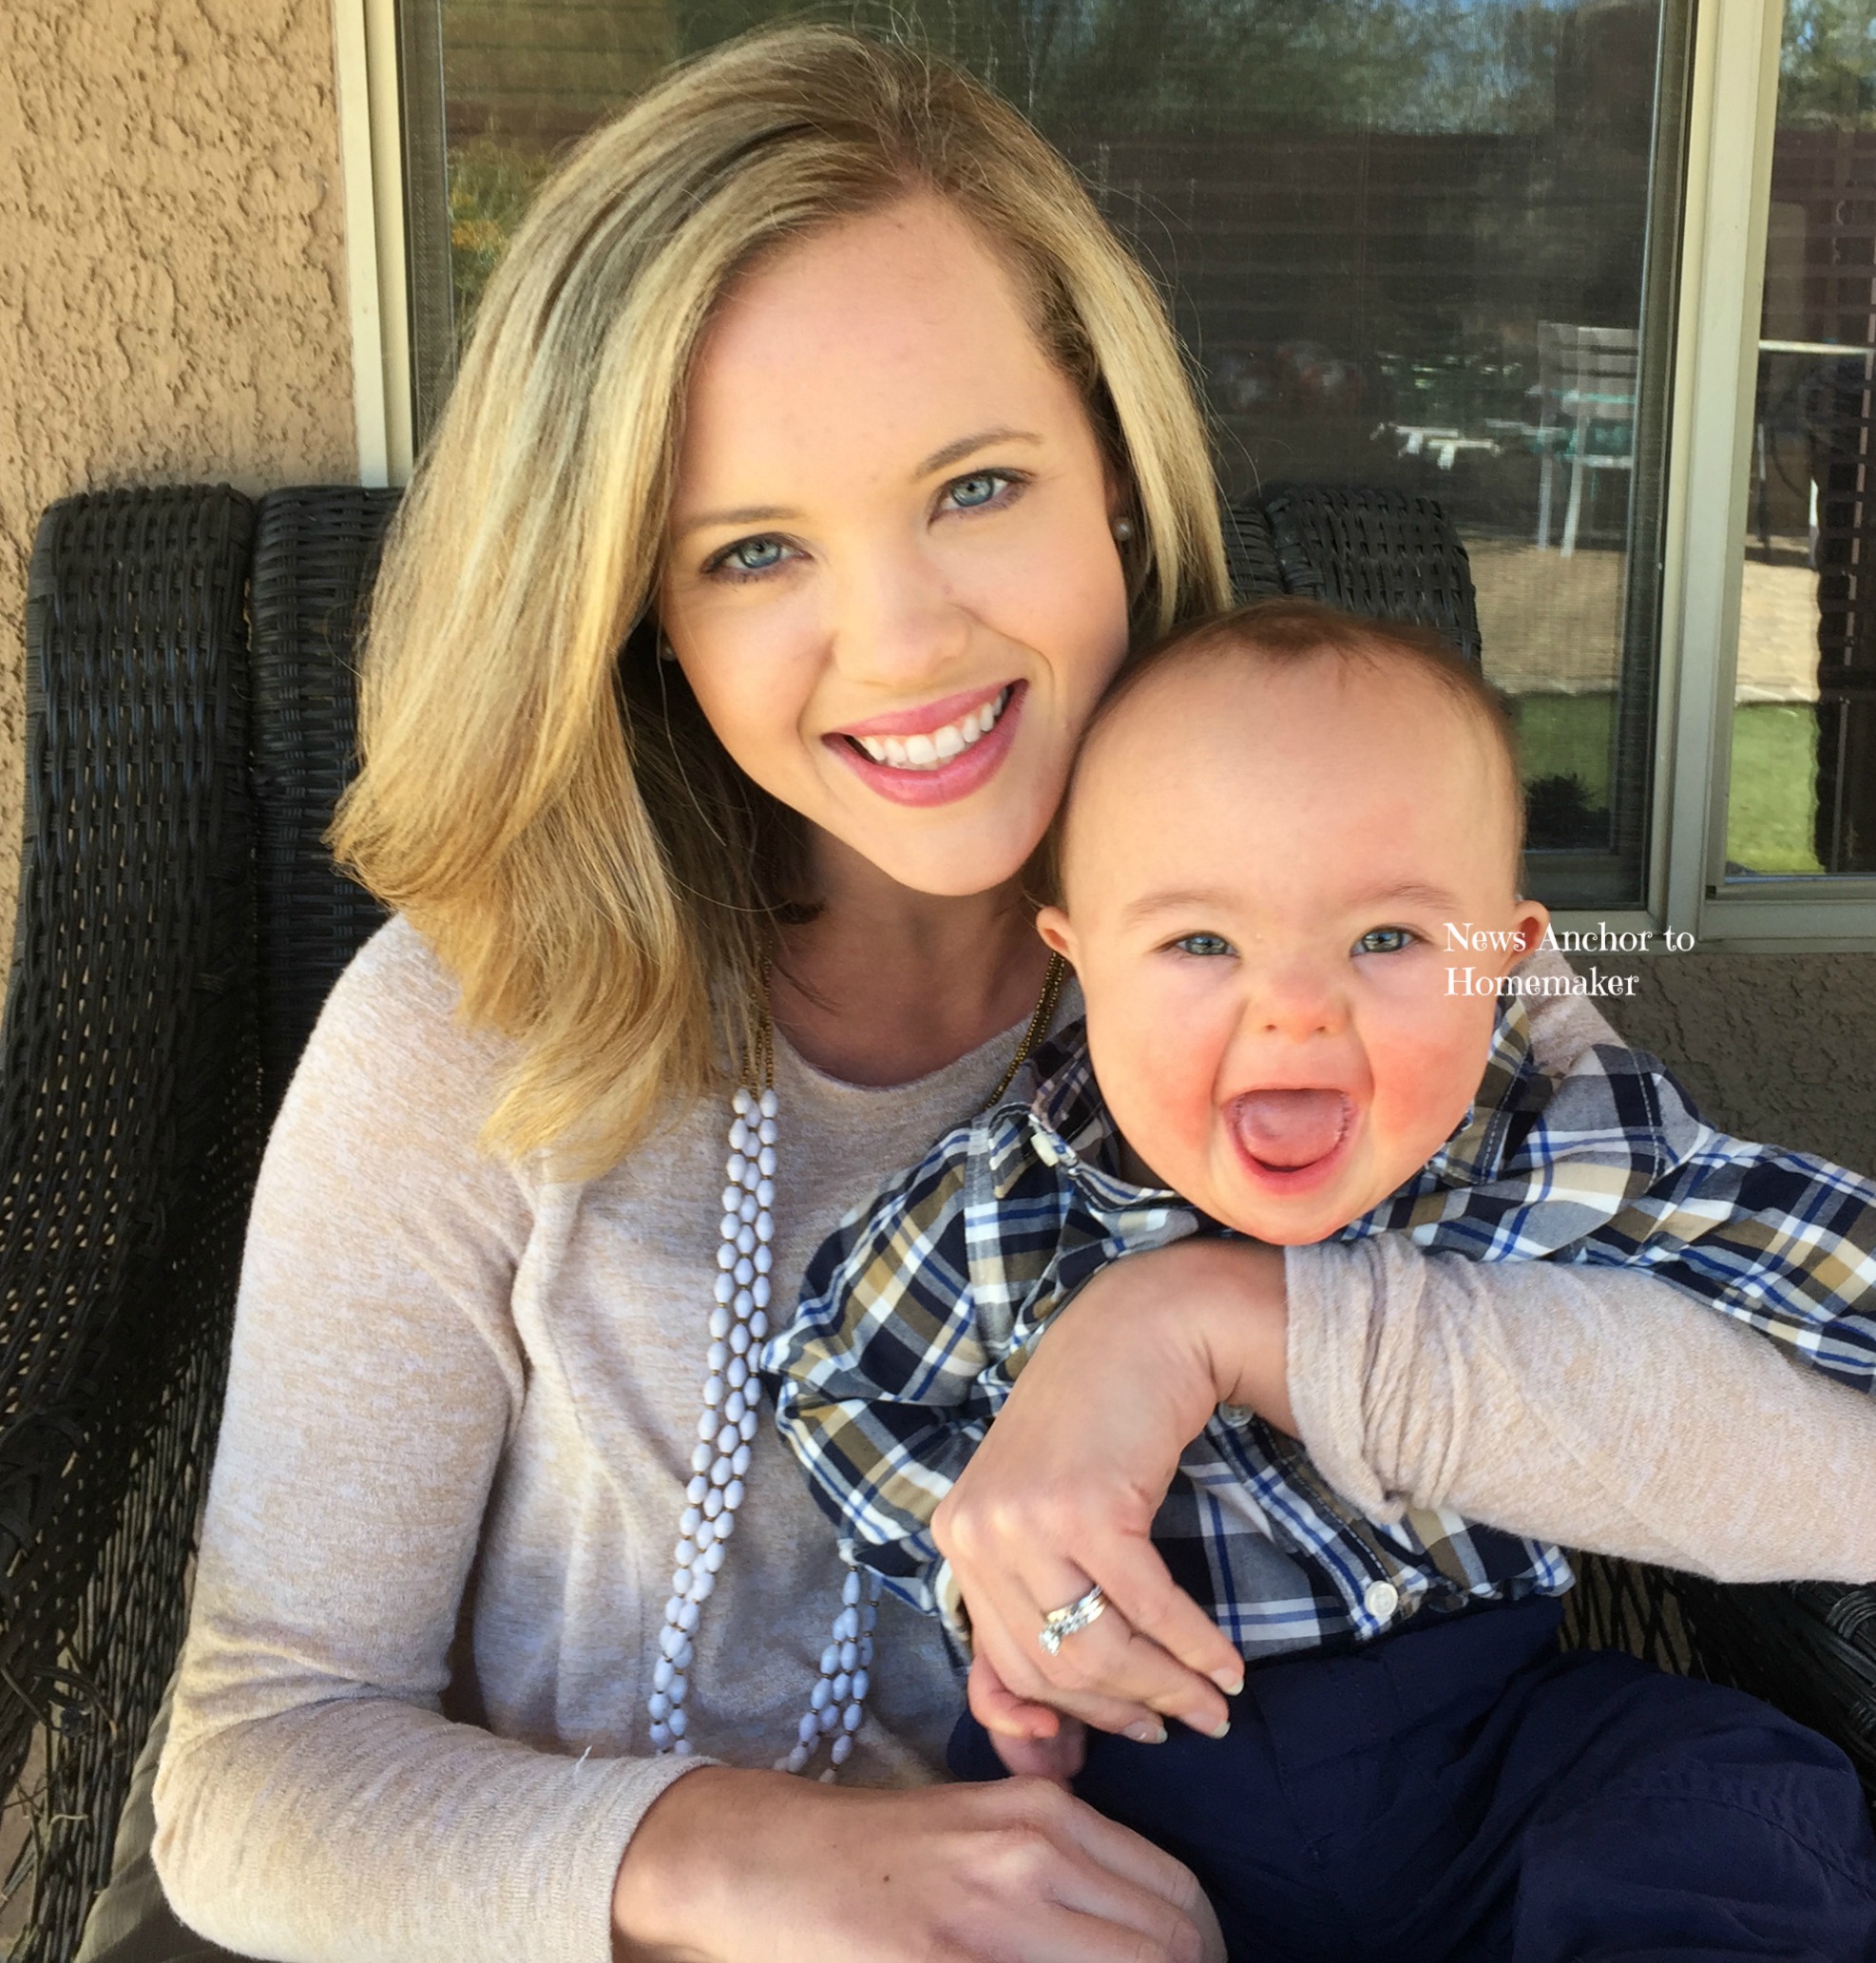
[963,1549,1233,1736]
[1036,1791,1220,1960]
[957,1782,1211,1963]
[1082,1539,1247,1695]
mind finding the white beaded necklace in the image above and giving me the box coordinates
[648,953,1067,1778]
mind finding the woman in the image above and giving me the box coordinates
[136,25,1876,1963]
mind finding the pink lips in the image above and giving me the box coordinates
[1228,1089,1354,1190]
[824,681,1025,808]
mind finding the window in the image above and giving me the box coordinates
[1724,1,1876,881]
[342,0,1876,945]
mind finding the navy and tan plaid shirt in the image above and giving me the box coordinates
[766,1003,1876,1660]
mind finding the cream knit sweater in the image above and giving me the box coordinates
[151,921,1876,1963]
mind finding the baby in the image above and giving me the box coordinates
[767,598,1876,1956]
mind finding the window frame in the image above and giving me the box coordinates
[335,0,414,487]
[1657,0,1876,950]
[336,0,1876,949]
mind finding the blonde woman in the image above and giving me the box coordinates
[121,26,1876,1963]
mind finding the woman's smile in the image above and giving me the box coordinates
[825,681,1024,805]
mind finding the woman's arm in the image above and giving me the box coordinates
[151,925,690,1963]
[935,1233,1876,1739]
[934,953,1876,1730]
[1287,1232,1876,1578]
[153,923,1218,1963]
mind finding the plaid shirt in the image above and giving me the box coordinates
[767,1004,1876,1659]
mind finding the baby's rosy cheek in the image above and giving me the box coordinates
[1099,1018,1216,1165]
[1372,1016,1494,1147]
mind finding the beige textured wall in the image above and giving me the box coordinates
[1,0,356,963]
[1573,951,1876,1176]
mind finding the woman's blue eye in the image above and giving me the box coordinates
[946,472,1007,510]
[1174,933,1235,958]
[719,536,789,575]
[1356,926,1415,956]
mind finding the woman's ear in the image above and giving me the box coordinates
[1035,906,1079,966]
[1105,470,1137,546]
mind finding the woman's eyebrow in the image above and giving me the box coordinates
[916,427,1043,476]
[672,501,795,541]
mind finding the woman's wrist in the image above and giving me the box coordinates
[1052,1234,1293,1436]
[611,1764,764,1960]
[1155,1236,1294,1434]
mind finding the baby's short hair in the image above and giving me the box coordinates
[1052,596,1523,896]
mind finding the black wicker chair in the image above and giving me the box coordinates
[0,481,1870,1957]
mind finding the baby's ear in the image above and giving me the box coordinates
[1035,906,1078,965]
[1510,898,1551,960]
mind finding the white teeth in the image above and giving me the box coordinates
[849,688,1011,772]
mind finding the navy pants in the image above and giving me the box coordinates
[949,1596,1876,1961]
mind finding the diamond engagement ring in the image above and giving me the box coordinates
[1038,1582,1106,1655]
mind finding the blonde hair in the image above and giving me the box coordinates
[333,23,1230,1174]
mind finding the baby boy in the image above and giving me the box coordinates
[766,598,1876,1956]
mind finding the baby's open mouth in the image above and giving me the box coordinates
[841,685,1014,772]
[1228,1089,1352,1172]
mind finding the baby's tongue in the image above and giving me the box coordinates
[1230,1090,1349,1169]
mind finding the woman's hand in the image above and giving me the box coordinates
[612,1764,1225,1962]
[933,1237,1292,1742]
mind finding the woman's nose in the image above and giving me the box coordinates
[825,536,970,691]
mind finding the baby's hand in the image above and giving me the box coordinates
[968,1652,1088,1786]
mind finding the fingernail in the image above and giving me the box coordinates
[1211,1667,1245,1697]
[1122,1720,1167,1744]
[1189,1714,1231,1740]
[1210,1718,1231,1740]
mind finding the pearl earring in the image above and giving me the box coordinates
[1112,518,1134,542]
[658,633,678,663]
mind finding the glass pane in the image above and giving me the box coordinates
[423,0,1692,907]
[1727,0,1876,879]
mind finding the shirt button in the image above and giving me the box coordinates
[1363,1580,1400,1621]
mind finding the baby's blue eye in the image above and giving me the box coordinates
[722,536,788,573]
[947,472,1005,510]
[1174,933,1235,958]
[1356,926,1415,956]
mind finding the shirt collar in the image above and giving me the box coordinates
[989,996,1545,1215]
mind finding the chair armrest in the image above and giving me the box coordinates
[0,486,259,1953]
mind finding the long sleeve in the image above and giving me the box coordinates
[1287,1233,1876,1583]
[150,930,702,1963]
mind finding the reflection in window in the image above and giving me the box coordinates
[1729,0,1876,879]
[419,0,1692,906]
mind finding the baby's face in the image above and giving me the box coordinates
[1038,649,1548,1245]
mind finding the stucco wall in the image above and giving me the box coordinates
[1,0,356,966]
[1571,950,1876,1175]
